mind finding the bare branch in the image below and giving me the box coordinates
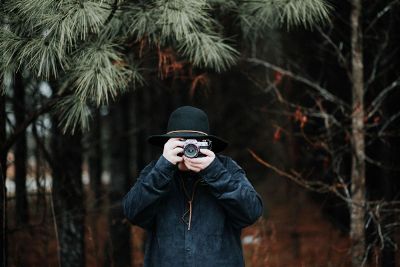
[247,148,349,202]
[366,78,400,119]
[364,154,400,172]
[378,109,400,136]
[316,26,351,79]
[1,96,60,154]
[364,32,390,91]
[245,58,349,108]
[365,0,400,32]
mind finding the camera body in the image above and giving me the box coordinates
[183,139,212,158]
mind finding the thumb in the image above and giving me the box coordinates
[200,149,214,157]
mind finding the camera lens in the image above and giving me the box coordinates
[184,144,199,158]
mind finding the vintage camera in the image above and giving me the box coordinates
[183,139,212,158]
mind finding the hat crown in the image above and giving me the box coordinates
[167,106,209,134]
[147,105,228,152]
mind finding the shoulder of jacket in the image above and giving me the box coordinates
[146,159,158,168]
[216,154,242,171]
[216,154,229,165]
[138,159,158,175]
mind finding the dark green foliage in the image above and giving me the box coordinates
[0,0,330,132]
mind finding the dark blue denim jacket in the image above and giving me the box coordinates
[122,154,263,267]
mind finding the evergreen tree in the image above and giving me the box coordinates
[1,0,330,131]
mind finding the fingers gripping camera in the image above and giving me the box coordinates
[183,139,212,158]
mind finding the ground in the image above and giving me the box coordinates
[7,177,399,266]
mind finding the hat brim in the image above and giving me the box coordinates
[147,132,228,153]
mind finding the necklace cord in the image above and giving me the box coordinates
[180,177,201,230]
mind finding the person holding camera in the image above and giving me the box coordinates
[123,106,263,267]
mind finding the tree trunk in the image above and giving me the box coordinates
[88,109,103,208]
[350,0,366,266]
[128,92,138,185]
[0,92,7,267]
[13,71,29,225]
[104,96,131,267]
[135,87,152,172]
[51,117,85,267]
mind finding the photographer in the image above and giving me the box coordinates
[122,106,263,267]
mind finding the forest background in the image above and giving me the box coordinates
[1,0,400,266]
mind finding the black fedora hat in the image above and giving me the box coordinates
[147,106,228,152]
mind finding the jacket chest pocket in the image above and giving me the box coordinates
[156,195,183,235]
[199,191,225,234]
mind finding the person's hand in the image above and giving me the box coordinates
[163,138,185,165]
[183,149,215,172]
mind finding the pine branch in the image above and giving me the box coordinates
[124,3,158,42]
[0,27,27,68]
[240,0,331,39]
[104,0,120,26]
[179,32,238,72]
[155,0,211,42]
[68,41,140,105]
[54,95,91,134]
[18,36,66,79]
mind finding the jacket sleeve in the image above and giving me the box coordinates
[122,155,177,230]
[199,156,264,229]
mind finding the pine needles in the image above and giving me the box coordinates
[240,0,331,39]
[0,0,331,133]
[56,95,92,134]
[70,42,133,105]
[179,32,238,72]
